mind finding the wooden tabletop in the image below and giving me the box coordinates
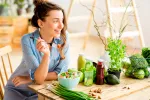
[28,74,150,100]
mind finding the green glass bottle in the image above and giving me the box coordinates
[77,54,86,71]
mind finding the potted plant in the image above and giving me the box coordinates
[0,0,10,16]
[107,38,126,78]
[14,0,27,15]
[103,2,130,78]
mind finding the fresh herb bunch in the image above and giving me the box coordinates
[107,38,126,71]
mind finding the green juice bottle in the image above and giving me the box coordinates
[77,54,86,71]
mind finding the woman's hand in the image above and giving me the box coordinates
[12,76,32,87]
[36,37,50,56]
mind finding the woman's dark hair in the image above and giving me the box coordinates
[31,0,67,59]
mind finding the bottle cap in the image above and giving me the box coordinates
[79,53,84,56]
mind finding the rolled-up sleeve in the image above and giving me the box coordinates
[21,35,40,80]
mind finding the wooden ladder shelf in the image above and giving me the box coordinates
[67,0,97,49]
[105,0,145,48]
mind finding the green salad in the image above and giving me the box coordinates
[59,71,79,79]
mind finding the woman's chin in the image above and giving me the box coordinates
[54,34,60,38]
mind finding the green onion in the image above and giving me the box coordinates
[47,83,95,100]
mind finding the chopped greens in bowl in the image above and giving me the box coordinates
[59,71,79,79]
[58,71,80,90]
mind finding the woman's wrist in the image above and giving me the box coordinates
[26,76,32,83]
[44,52,50,57]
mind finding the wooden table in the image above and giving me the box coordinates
[28,74,150,100]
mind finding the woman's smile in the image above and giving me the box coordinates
[54,29,61,34]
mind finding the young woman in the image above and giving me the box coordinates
[4,1,70,100]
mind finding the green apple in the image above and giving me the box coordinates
[68,68,77,73]
[78,71,84,83]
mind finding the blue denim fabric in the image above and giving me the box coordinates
[4,29,70,100]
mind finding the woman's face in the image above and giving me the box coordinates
[41,10,64,38]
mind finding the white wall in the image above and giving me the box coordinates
[136,0,150,47]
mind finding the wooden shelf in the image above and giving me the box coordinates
[110,7,133,13]
[0,16,29,48]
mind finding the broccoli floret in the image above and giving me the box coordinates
[129,54,148,69]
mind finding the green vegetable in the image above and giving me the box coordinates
[122,58,131,69]
[142,47,150,66]
[125,66,133,77]
[61,72,66,76]
[129,54,148,69]
[68,68,77,73]
[107,38,126,71]
[105,74,120,85]
[124,54,149,79]
[48,83,95,100]
[143,67,149,78]
[60,70,78,79]
[142,48,150,58]
[133,69,145,79]
[78,71,84,82]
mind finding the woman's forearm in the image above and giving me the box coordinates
[34,54,50,84]
[45,72,58,81]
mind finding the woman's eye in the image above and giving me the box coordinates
[53,20,58,23]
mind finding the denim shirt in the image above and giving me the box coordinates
[11,29,70,81]
[4,29,70,100]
